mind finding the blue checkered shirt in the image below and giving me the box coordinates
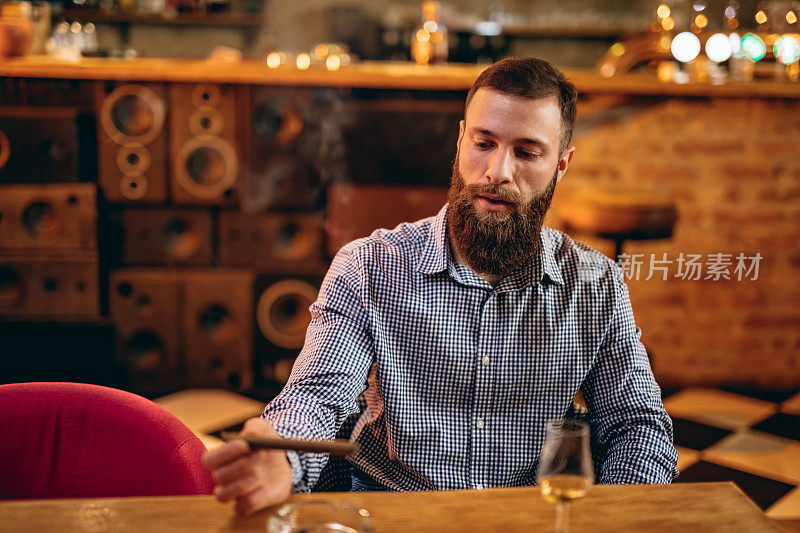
[263,205,679,492]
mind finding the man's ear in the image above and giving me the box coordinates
[457,120,465,149]
[556,146,575,184]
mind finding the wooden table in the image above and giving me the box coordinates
[0,482,779,532]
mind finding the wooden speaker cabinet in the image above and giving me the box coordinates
[120,208,213,266]
[254,273,322,386]
[109,269,183,394]
[96,82,169,203]
[217,211,326,273]
[326,183,448,257]
[0,78,95,108]
[182,269,254,391]
[0,107,80,183]
[169,83,240,206]
[0,252,100,321]
[339,96,463,185]
[240,86,339,211]
[0,183,96,252]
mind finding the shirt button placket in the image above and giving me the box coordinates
[473,291,496,491]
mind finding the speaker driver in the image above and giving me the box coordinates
[0,264,25,309]
[121,329,168,374]
[116,143,150,174]
[120,173,149,200]
[198,303,238,344]
[161,217,203,262]
[101,85,165,146]
[175,137,237,199]
[192,84,221,108]
[256,279,318,350]
[22,201,62,239]
[0,129,9,171]
[189,107,223,137]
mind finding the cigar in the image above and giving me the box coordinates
[219,432,358,456]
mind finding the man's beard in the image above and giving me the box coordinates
[446,161,558,278]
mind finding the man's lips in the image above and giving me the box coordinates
[476,194,515,211]
[478,194,513,204]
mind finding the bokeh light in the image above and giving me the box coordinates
[774,35,800,65]
[694,14,708,29]
[706,33,732,62]
[741,33,766,61]
[671,31,702,62]
[610,43,626,57]
[325,55,341,71]
[266,52,281,69]
[313,44,328,61]
[296,53,311,70]
[729,32,741,54]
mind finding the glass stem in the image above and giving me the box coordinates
[555,502,569,533]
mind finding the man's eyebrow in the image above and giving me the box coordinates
[469,127,546,147]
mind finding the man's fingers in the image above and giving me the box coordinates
[212,451,266,485]
[234,485,285,517]
[202,439,250,470]
[241,417,274,437]
[213,473,260,502]
[233,485,265,516]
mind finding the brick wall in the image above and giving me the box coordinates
[553,95,800,390]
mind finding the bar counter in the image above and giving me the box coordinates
[1,56,799,98]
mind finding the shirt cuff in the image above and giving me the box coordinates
[285,450,308,493]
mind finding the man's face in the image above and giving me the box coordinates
[456,88,573,217]
[447,89,575,277]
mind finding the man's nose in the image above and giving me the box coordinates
[485,147,513,184]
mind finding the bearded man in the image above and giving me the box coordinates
[204,57,679,515]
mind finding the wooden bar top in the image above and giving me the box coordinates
[1,56,800,98]
[0,482,779,532]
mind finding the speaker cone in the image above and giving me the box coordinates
[22,201,62,239]
[257,279,318,349]
[175,136,237,199]
[0,264,25,309]
[0,129,10,170]
[101,85,165,146]
[120,173,149,200]
[122,330,166,373]
[161,218,202,261]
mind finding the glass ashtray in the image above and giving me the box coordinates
[267,500,371,533]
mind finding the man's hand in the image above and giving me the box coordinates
[202,417,292,515]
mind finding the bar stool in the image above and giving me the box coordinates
[557,185,677,373]
[557,186,678,262]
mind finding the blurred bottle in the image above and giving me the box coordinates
[0,2,34,58]
[410,1,447,65]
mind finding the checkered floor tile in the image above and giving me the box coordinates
[664,387,800,521]
[158,386,800,522]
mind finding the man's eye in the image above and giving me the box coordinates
[474,141,492,149]
[517,149,537,159]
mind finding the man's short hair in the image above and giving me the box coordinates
[466,57,577,154]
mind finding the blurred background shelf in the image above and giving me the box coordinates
[56,8,264,27]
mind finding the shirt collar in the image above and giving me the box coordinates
[416,204,565,287]
[416,204,450,275]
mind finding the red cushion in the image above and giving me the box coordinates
[0,382,214,499]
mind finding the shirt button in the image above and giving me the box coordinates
[481,356,490,366]
[476,418,484,429]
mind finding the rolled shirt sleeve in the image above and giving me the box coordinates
[262,243,375,492]
[582,269,679,484]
